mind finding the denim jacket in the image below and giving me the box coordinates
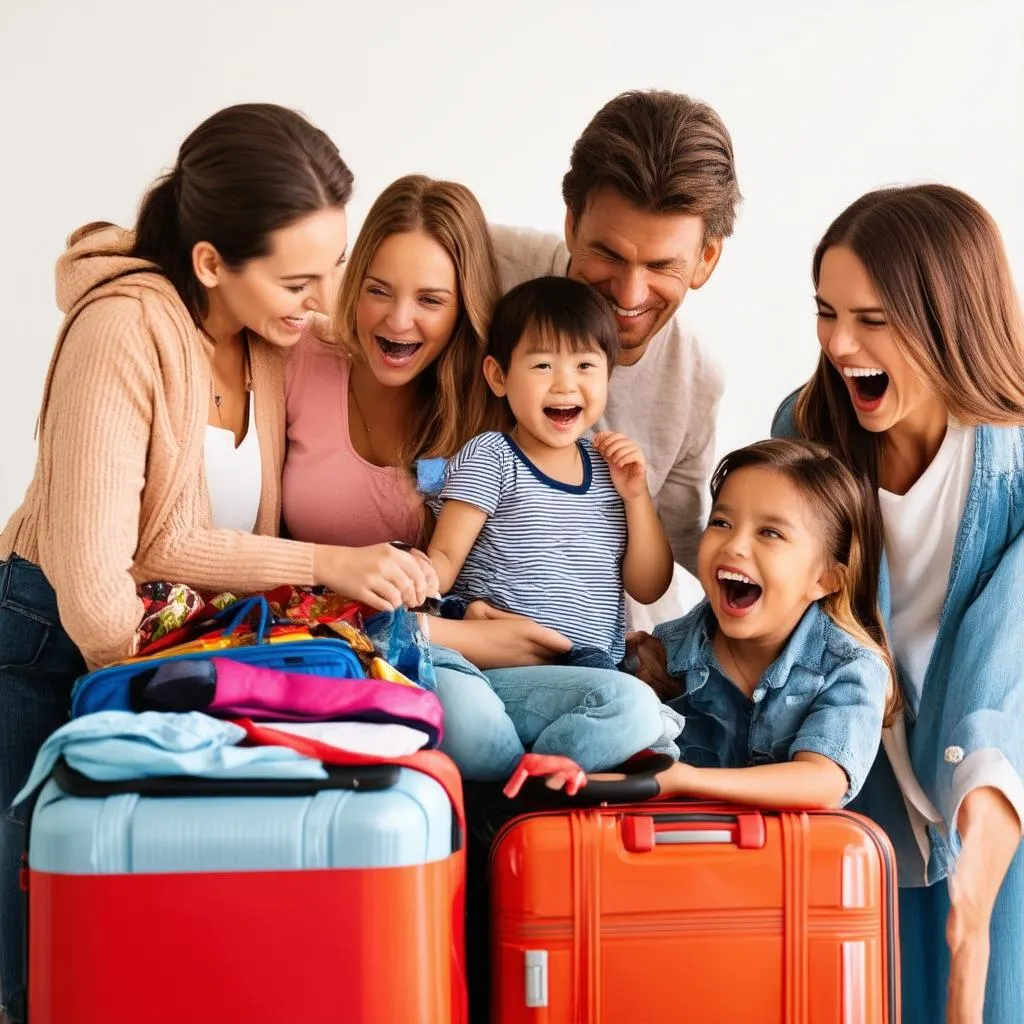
[653,600,889,807]
[774,393,1024,884]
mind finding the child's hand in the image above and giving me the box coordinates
[593,431,649,501]
[624,631,682,700]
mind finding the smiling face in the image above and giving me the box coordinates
[697,466,834,650]
[197,207,348,347]
[564,187,720,365]
[815,245,946,435]
[354,229,460,388]
[484,328,610,452]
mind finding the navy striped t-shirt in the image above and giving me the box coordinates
[436,431,627,661]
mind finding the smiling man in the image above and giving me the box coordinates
[493,90,741,619]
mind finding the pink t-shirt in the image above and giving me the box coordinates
[282,331,425,548]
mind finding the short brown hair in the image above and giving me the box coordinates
[796,184,1024,486]
[334,174,506,465]
[562,90,741,239]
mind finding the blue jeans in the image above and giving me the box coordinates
[0,557,85,1022]
[431,645,666,781]
[899,843,1024,1023]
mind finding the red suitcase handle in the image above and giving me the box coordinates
[622,810,766,852]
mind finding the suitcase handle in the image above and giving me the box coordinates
[622,811,766,852]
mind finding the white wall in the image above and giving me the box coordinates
[1,0,1021,523]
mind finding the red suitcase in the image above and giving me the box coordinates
[490,802,899,1023]
[26,745,466,1024]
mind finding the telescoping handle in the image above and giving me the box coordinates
[622,811,766,853]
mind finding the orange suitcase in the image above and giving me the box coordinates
[490,803,899,1024]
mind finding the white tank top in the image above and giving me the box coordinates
[204,392,262,533]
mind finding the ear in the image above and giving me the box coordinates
[191,241,225,289]
[563,206,578,251]
[482,355,507,397]
[809,562,843,603]
[688,236,724,291]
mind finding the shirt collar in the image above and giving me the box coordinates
[663,600,830,692]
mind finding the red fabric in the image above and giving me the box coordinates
[234,718,464,829]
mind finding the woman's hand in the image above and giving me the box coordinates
[624,630,681,699]
[313,543,438,612]
[429,610,572,669]
[945,786,1021,1023]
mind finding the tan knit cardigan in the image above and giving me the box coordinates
[0,226,316,668]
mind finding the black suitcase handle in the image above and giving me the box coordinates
[511,752,676,807]
[50,756,400,799]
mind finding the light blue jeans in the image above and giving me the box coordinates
[431,645,667,781]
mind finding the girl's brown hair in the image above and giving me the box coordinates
[334,175,507,465]
[795,184,1024,486]
[710,439,899,721]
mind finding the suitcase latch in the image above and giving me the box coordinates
[524,949,548,1007]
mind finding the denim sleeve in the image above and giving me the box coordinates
[788,650,889,806]
[939,529,1024,835]
[439,433,507,516]
[770,389,802,440]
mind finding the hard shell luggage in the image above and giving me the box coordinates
[26,748,466,1024]
[490,802,899,1024]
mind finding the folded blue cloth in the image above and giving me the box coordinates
[12,710,327,807]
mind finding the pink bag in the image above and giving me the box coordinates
[130,657,444,748]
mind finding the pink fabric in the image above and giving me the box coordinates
[282,331,425,548]
[209,657,443,745]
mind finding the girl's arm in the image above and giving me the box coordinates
[427,499,488,594]
[592,431,674,604]
[649,752,849,810]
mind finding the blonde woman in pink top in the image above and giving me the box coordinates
[282,176,668,782]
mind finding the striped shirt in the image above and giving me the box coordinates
[437,431,627,661]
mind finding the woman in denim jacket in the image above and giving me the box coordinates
[772,184,1024,1023]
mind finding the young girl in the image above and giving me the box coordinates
[427,275,675,671]
[535,438,895,810]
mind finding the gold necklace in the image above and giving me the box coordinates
[348,375,373,434]
[721,633,758,693]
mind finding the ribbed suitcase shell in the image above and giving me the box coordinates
[490,803,899,1024]
[27,759,465,1024]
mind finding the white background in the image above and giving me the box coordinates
[1,0,1021,524]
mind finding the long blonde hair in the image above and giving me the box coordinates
[334,174,507,464]
[796,184,1024,487]
[710,439,899,722]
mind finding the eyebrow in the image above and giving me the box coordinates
[712,503,796,530]
[279,251,348,282]
[814,294,885,316]
[589,241,687,272]
[365,275,453,295]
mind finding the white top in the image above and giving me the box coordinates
[436,431,627,660]
[204,392,263,533]
[878,421,975,712]
[490,225,725,627]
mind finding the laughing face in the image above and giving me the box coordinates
[815,245,945,434]
[354,229,459,388]
[564,187,720,366]
[484,329,610,454]
[697,466,834,651]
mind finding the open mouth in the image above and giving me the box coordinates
[375,336,423,366]
[843,367,889,408]
[543,405,582,428]
[717,569,763,613]
[281,315,307,331]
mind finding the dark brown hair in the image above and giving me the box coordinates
[486,276,620,372]
[334,174,506,465]
[562,90,741,240]
[795,184,1024,486]
[133,103,354,325]
[710,439,898,721]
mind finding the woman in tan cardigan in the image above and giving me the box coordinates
[0,103,435,1023]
